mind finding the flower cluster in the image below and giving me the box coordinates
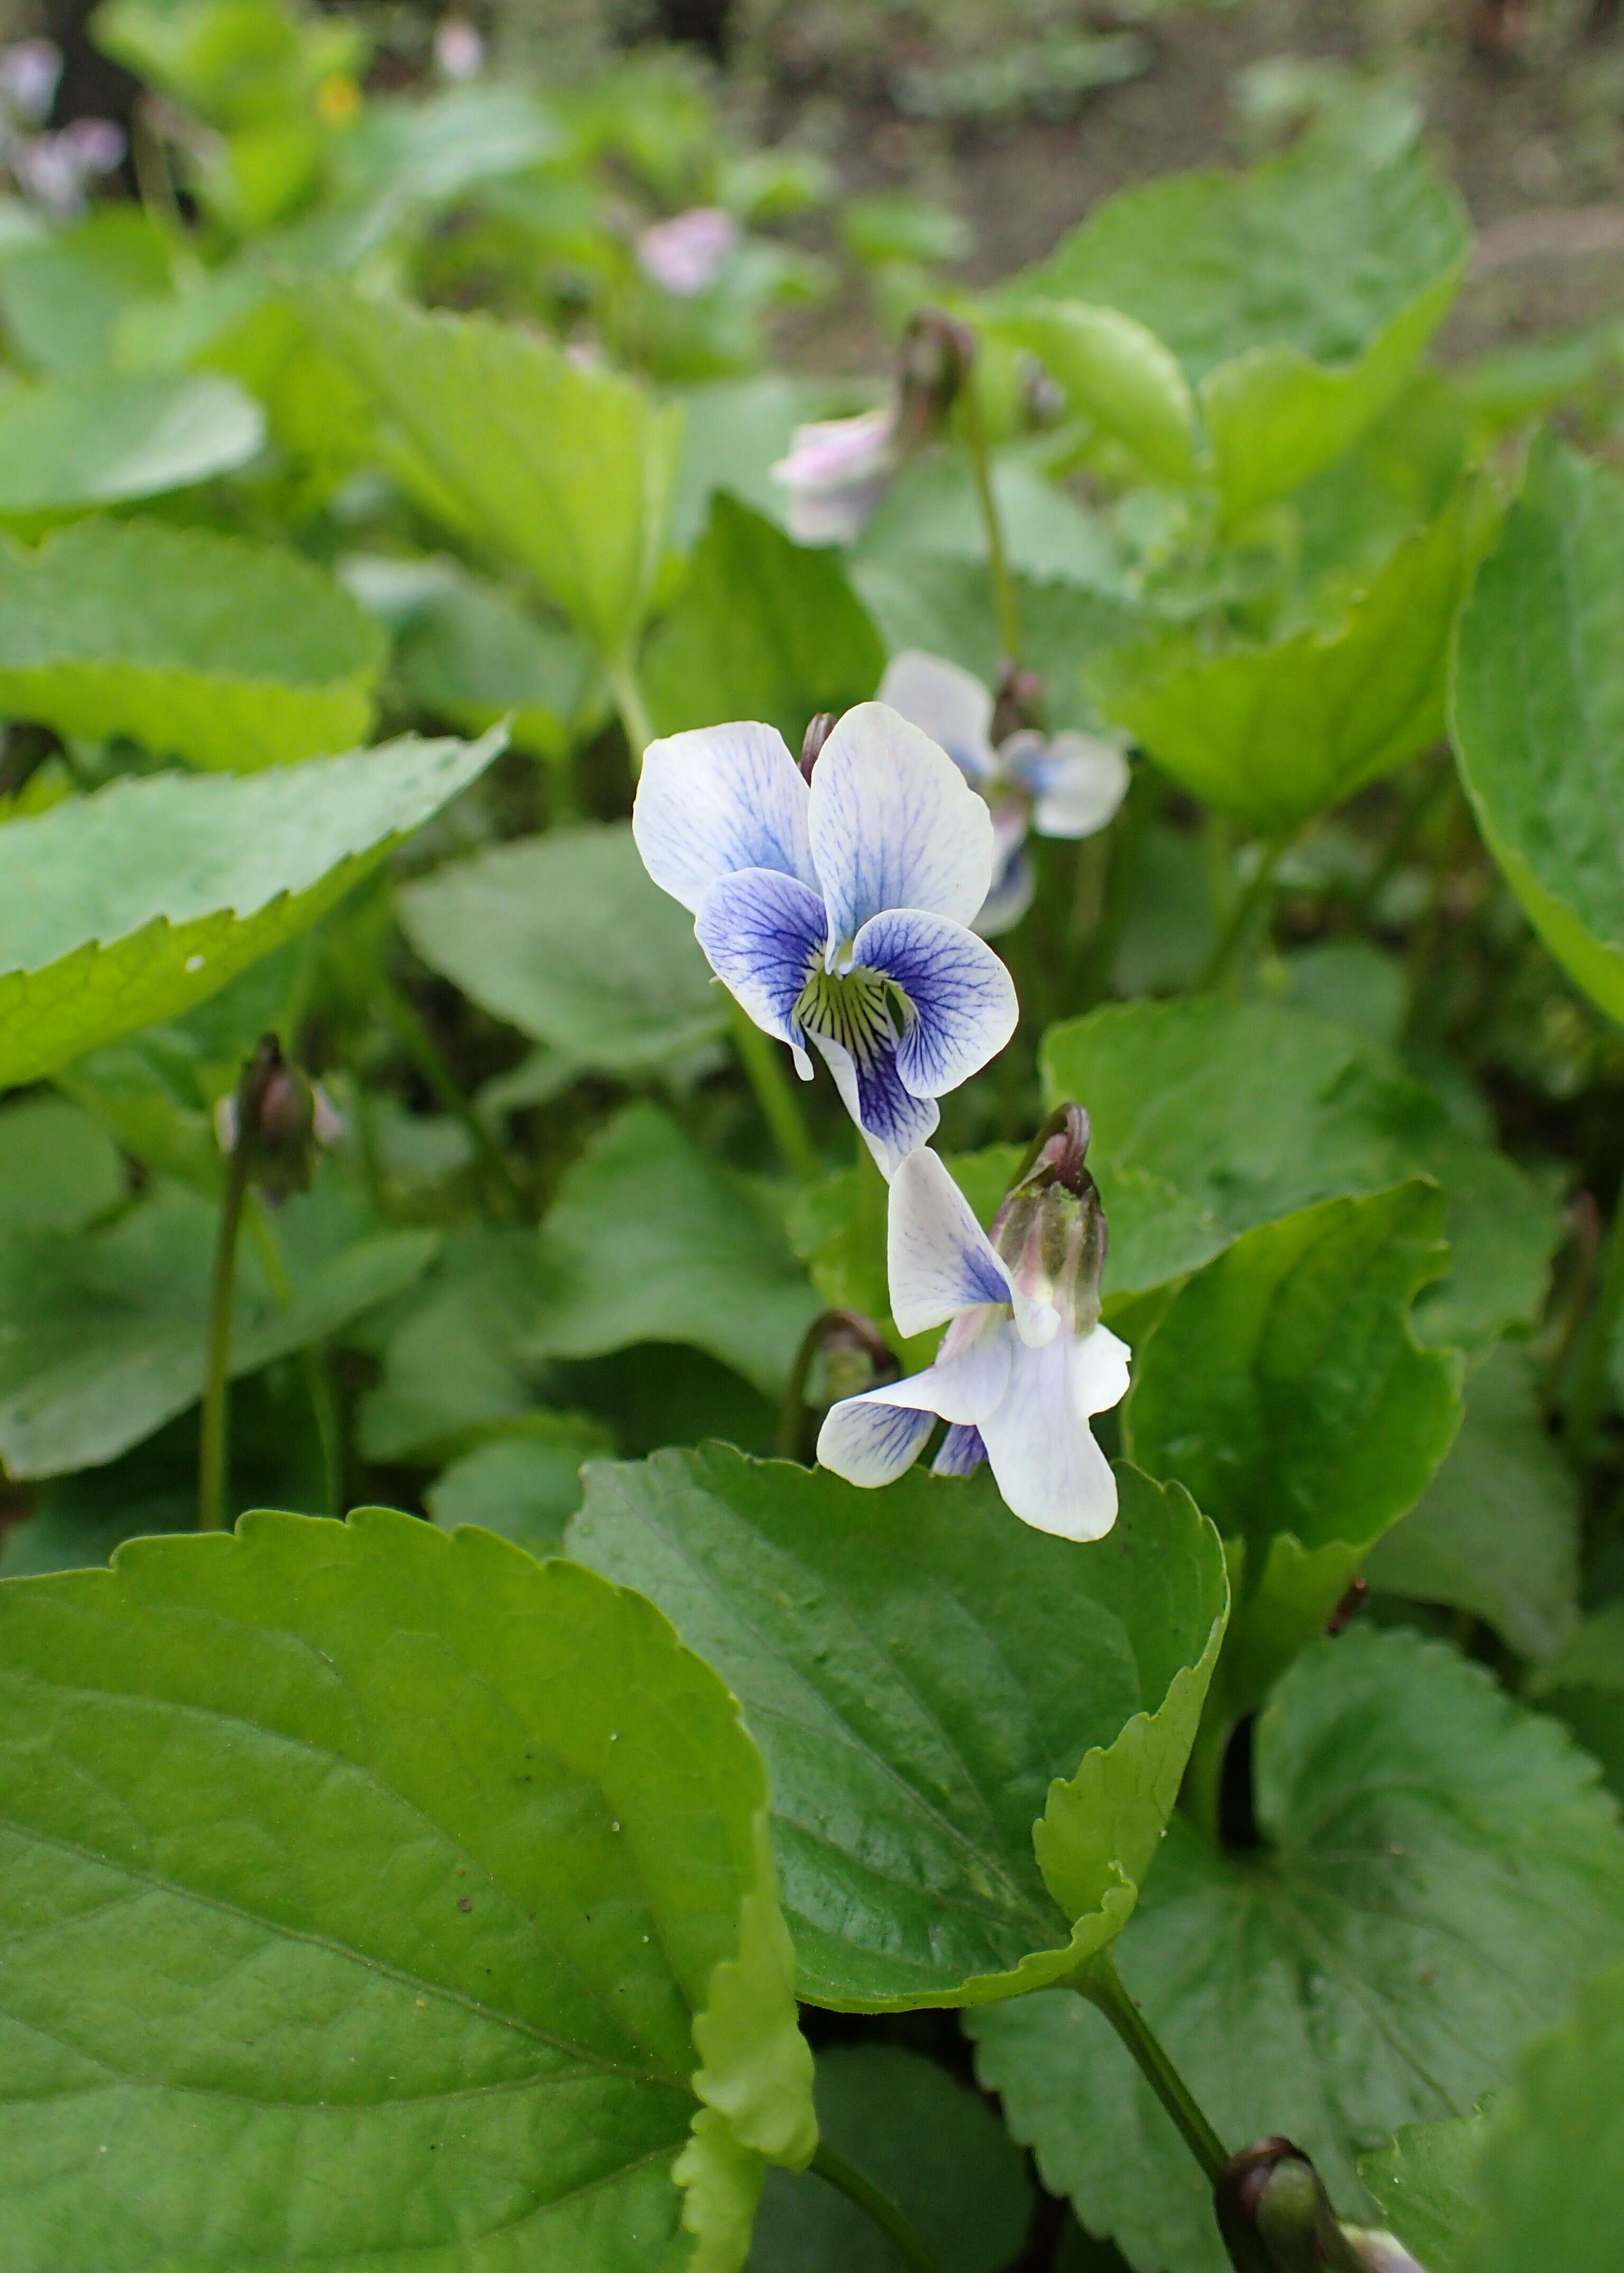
[0,40,124,217]
[633,694,1131,1538]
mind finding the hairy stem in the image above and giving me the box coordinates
[198,1136,252,1532]
[810,2142,945,2273]
[1076,1951,1230,2186]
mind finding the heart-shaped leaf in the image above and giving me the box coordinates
[970,1625,1624,2273]
[0,726,503,1087]
[1041,998,1560,1352]
[0,517,385,770]
[1451,432,1624,1024]
[0,1510,815,2270]
[570,1446,1228,2011]
[306,284,683,662]
[1124,1180,1464,1729]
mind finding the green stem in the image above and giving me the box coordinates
[810,2142,945,2273]
[960,386,1021,665]
[1199,837,1289,993]
[198,1136,252,1532]
[1354,757,1449,924]
[1077,1951,1230,2187]
[608,654,657,767]
[377,974,525,1219]
[244,1199,344,1516]
[730,1000,821,1183]
[1185,1708,1233,1849]
[855,1120,887,1257]
[1567,1187,1624,1462]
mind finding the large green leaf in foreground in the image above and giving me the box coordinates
[1010,118,1468,518]
[1451,432,1624,1024]
[1126,1181,1463,1726]
[0,1511,814,2271]
[0,1180,437,1477]
[0,369,264,517]
[398,821,725,1073]
[0,726,502,1087]
[1092,484,1485,832]
[308,284,682,662]
[571,1448,1228,2010]
[1042,998,1559,1350]
[1363,1962,1624,2272]
[971,1626,1624,2273]
[0,519,385,770]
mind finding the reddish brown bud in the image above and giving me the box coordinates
[801,711,836,780]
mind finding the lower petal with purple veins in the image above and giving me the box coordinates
[932,1421,987,1477]
[694,865,827,1070]
[852,906,1018,1101]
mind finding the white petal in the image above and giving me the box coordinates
[854,906,1019,1099]
[877,651,997,781]
[815,1395,935,1488]
[1072,1323,1131,1419]
[633,721,815,915]
[810,1026,939,1179]
[694,867,824,1057]
[1004,730,1131,841]
[886,1147,1011,1335]
[978,1335,1120,1540]
[973,848,1036,937]
[808,701,995,950]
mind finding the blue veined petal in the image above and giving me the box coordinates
[853,906,1018,1099]
[633,720,816,915]
[808,1024,938,1177]
[977,1333,1120,1540]
[695,866,825,1071]
[816,1318,1012,1486]
[932,1422,987,1477]
[878,650,998,783]
[886,1147,1010,1335]
[974,842,1036,938]
[1002,729,1130,841]
[808,701,994,952]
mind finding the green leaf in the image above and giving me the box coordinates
[357,1228,554,1465]
[855,452,1127,595]
[0,726,503,1088]
[306,283,683,661]
[1366,1339,1581,1662]
[1041,998,1561,1352]
[399,819,724,1074]
[533,1106,820,1402]
[669,373,806,549]
[0,370,264,519]
[0,1094,124,1232]
[0,1509,815,2269]
[0,210,171,377]
[1527,1599,1624,1807]
[571,1447,1228,2011]
[394,567,605,762]
[428,1421,613,1555]
[1367,1965,1624,2273]
[1010,121,1469,516]
[643,494,884,747]
[0,1179,437,1477]
[748,2045,1033,2273]
[1091,484,1486,831]
[0,518,385,770]
[970,1626,1624,2273]
[1125,1181,1463,1724]
[1450,432,1624,1025]
[987,301,1196,483]
[1360,2107,1491,2272]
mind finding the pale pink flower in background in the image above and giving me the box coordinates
[636,205,740,297]
[773,406,897,545]
[9,115,125,215]
[433,17,485,83]
[0,38,60,128]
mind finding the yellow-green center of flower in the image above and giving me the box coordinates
[794,962,902,1066]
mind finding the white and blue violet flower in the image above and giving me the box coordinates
[633,701,1018,1176]
[879,649,1130,935]
[817,1107,1131,1538]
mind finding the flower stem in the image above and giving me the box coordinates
[198,1131,252,1533]
[730,999,821,1182]
[376,972,525,1219]
[855,1120,888,1257]
[1076,1951,1230,2187]
[810,2142,945,2273]
[1199,836,1289,993]
[608,654,657,768]
[959,384,1021,666]
[1567,1184,1624,1463]
[247,1200,344,1515]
